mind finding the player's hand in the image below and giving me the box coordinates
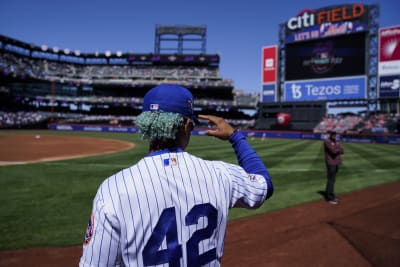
[198,114,235,140]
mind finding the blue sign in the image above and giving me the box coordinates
[379,75,400,99]
[262,84,276,102]
[48,124,139,133]
[284,76,366,101]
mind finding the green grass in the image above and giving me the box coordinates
[0,130,399,250]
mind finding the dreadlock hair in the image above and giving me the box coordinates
[135,111,184,143]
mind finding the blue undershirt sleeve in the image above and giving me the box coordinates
[229,130,274,199]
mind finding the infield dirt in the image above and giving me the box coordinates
[0,132,134,165]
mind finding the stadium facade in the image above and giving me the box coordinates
[0,25,258,129]
[1,6,399,132]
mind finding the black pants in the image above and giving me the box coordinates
[325,164,339,201]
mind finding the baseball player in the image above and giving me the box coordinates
[79,84,274,267]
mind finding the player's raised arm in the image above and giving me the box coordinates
[199,114,274,200]
[198,114,235,140]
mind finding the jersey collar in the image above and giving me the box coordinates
[146,147,184,157]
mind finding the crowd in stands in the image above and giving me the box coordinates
[2,48,399,134]
[313,113,400,134]
[0,111,255,129]
[0,51,234,87]
[0,111,49,128]
[62,114,137,126]
[0,111,135,129]
[35,94,237,108]
[2,110,399,134]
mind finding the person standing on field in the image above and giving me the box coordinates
[79,84,274,267]
[324,130,344,205]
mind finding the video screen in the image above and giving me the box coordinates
[285,32,366,80]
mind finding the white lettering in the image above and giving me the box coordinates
[83,126,102,132]
[291,84,302,98]
[288,17,299,30]
[311,30,319,38]
[306,85,341,96]
[381,79,400,89]
[343,85,360,94]
[381,28,400,37]
[294,32,310,41]
[263,90,275,96]
[56,125,73,130]
[265,58,274,68]
[287,12,315,30]
[303,12,314,28]
[109,127,128,132]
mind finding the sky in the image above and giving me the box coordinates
[0,0,399,95]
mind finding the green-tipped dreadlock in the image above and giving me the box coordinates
[135,111,184,141]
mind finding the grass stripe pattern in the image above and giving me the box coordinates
[0,130,399,249]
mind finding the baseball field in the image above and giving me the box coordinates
[0,130,399,266]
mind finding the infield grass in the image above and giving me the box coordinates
[0,130,399,249]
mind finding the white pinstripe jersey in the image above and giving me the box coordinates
[80,149,269,267]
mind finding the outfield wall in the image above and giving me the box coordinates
[48,123,400,145]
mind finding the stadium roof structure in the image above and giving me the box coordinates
[0,34,219,66]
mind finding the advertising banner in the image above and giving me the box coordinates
[49,124,139,133]
[284,76,366,101]
[262,46,278,83]
[262,84,276,102]
[285,21,368,43]
[379,25,400,75]
[48,124,400,145]
[379,75,400,98]
[285,4,369,42]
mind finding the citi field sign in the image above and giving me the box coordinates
[285,4,369,42]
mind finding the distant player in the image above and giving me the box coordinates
[323,130,344,204]
[79,84,274,267]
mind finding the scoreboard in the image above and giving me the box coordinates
[262,3,377,103]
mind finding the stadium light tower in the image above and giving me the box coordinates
[154,24,207,54]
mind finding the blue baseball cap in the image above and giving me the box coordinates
[142,84,199,124]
